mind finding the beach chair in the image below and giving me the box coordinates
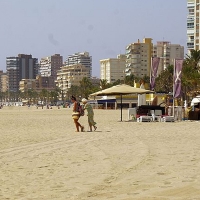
[161,116,175,122]
[137,116,152,122]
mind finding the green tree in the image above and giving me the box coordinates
[182,59,200,99]
[100,79,110,90]
[39,89,48,104]
[49,89,60,104]
[185,49,200,71]
[154,65,173,93]
[124,74,135,86]
[112,79,122,86]
[79,77,93,98]
[68,85,81,99]
[0,91,4,102]
[141,75,150,85]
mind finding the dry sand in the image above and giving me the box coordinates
[0,106,200,200]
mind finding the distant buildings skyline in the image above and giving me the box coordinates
[0,0,191,95]
[0,38,185,93]
[0,38,186,76]
[100,39,184,84]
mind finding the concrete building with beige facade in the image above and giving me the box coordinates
[56,64,90,100]
[100,54,126,83]
[19,79,37,93]
[19,75,55,93]
[153,41,184,75]
[125,38,152,78]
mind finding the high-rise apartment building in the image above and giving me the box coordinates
[39,54,63,79]
[55,64,90,100]
[66,52,92,78]
[187,0,200,54]
[6,54,38,92]
[100,54,126,83]
[125,38,152,77]
[153,41,184,75]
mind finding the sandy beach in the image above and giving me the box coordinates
[0,106,200,200]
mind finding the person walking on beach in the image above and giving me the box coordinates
[81,98,97,132]
[71,96,84,132]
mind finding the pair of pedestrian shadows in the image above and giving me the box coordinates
[87,130,101,132]
[86,130,111,132]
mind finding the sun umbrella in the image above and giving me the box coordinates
[90,84,154,121]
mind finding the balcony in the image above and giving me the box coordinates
[187,39,194,43]
[125,68,131,73]
[126,63,132,67]
[126,45,131,50]
[125,72,132,76]
[126,54,132,59]
[126,49,132,54]
[187,45,194,49]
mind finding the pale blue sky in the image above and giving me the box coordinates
[0,0,187,77]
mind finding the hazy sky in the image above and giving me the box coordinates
[0,0,187,77]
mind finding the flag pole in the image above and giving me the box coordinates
[150,56,153,105]
[173,59,175,117]
[150,56,152,90]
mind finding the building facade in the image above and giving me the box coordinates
[19,76,55,93]
[100,54,126,83]
[39,54,63,79]
[153,41,184,75]
[125,38,152,77]
[56,64,90,101]
[187,0,199,54]
[66,52,92,78]
[6,54,38,92]
[19,79,38,93]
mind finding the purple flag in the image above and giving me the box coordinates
[150,57,160,90]
[173,59,183,98]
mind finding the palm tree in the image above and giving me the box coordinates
[0,91,4,102]
[182,60,200,99]
[112,79,122,86]
[49,89,60,104]
[68,85,81,99]
[79,77,93,98]
[100,79,109,90]
[185,49,200,71]
[124,74,135,86]
[39,89,48,105]
[184,50,200,99]
[141,75,150,85]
